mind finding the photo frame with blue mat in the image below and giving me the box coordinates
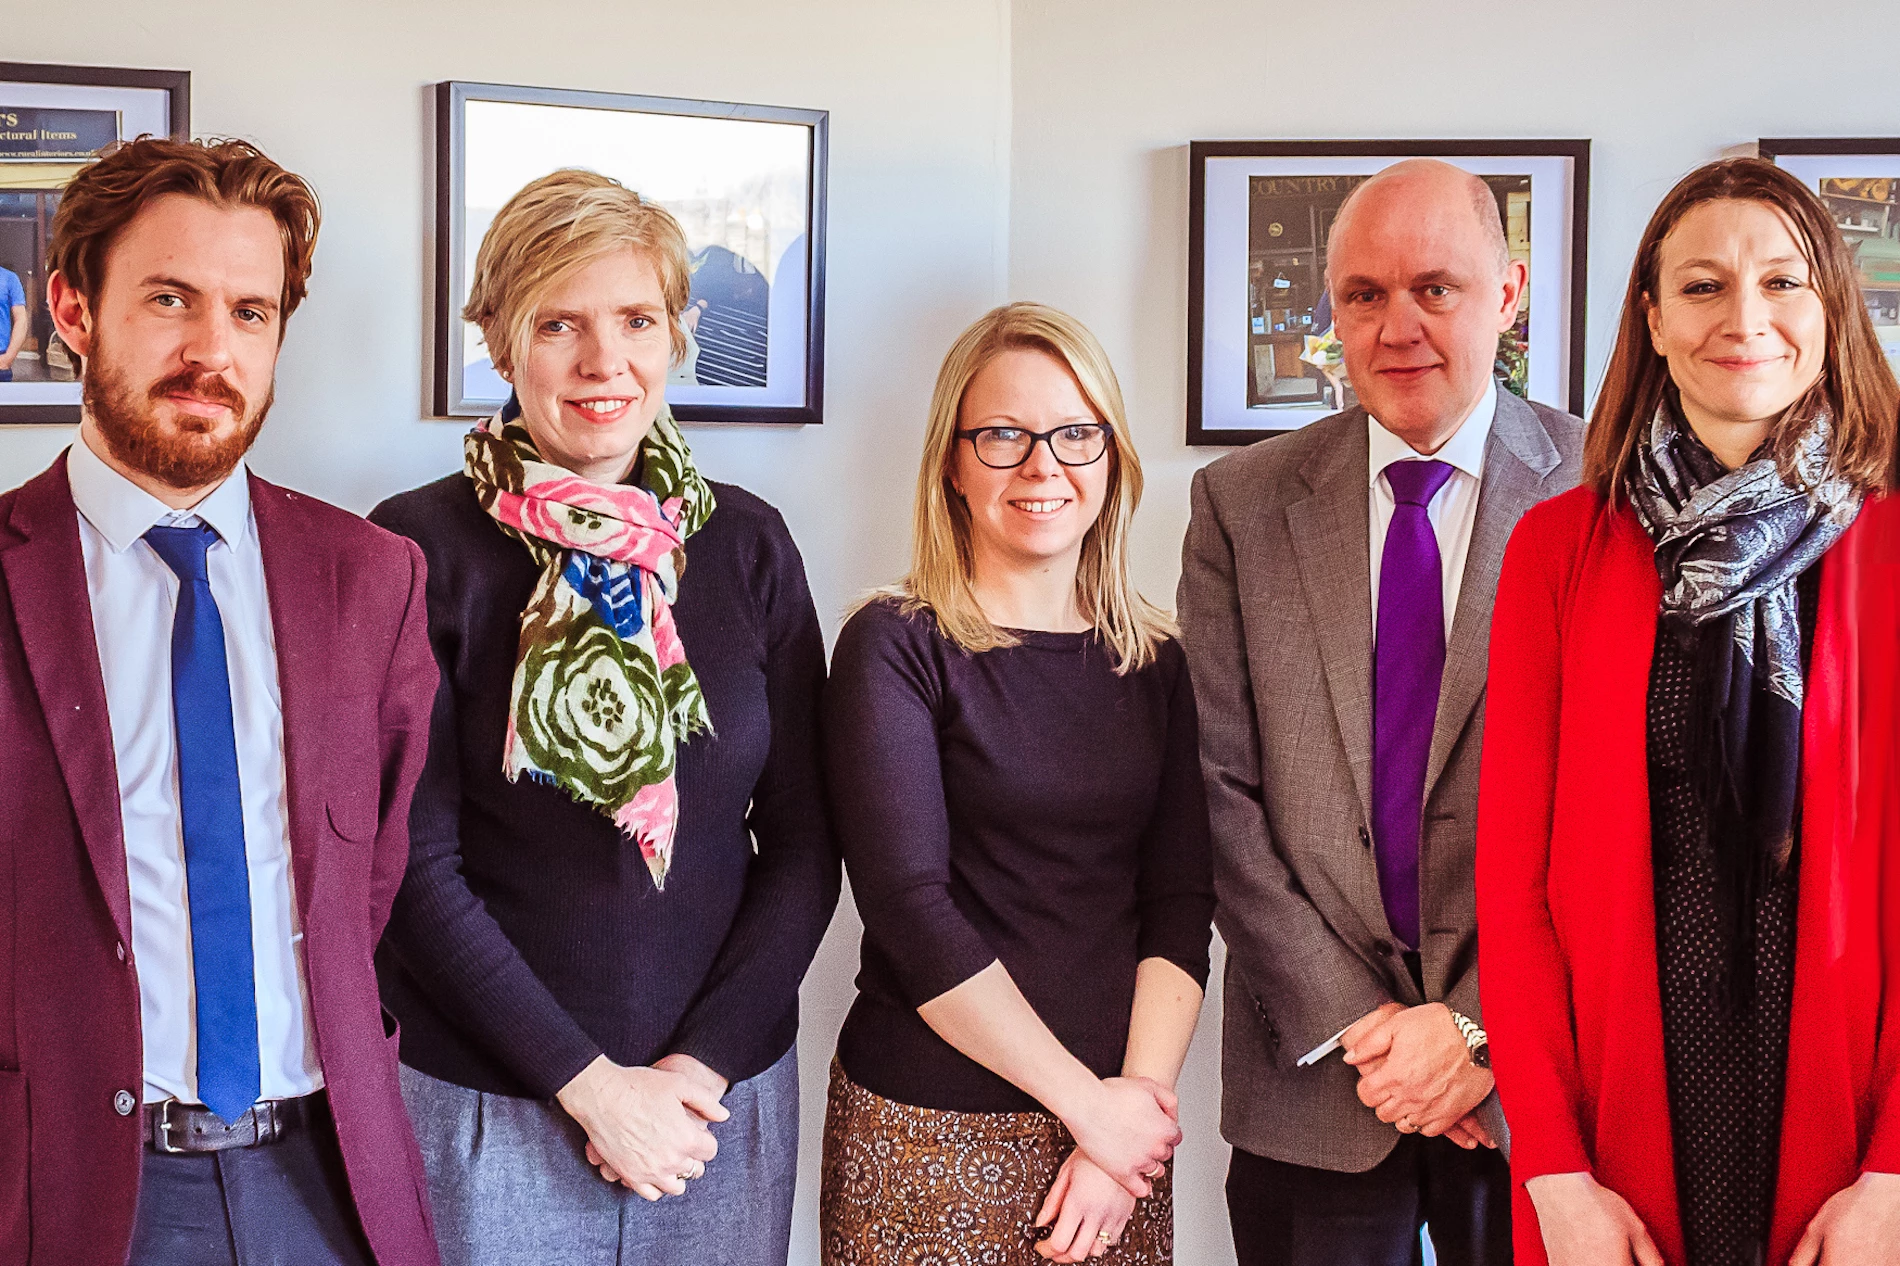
[435,81,828,426]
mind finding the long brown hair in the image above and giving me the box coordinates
[873,301,1174,673]
[1583,157,1898,498]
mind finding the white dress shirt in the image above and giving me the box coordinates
[66,434,321,1106]
[1367,379,1496,645]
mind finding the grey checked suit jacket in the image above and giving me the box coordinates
[1177,391,1582,1172]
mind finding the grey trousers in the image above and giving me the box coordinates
[128,1097,374,1266]
[400,1048,798,1266]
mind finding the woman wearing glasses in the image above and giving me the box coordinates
[818,302,1215,1264]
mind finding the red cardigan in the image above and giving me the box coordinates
[1477,487,1900,1266]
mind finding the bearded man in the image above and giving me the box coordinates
[0,138,441,1266]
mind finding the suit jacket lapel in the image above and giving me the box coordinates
[1,453,134,944]
[1286,413,1376,826]
[250,475,333,930]
[1424,391,1563,796]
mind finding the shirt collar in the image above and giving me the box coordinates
[66,429,253,552]
[1367,378,1497,487]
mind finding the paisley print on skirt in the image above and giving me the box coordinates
[820,1062,1173,1265]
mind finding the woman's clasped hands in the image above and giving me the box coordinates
[556,1052,731,1201]
[1035,1074,1180,1261]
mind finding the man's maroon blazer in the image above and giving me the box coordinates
[0,452,442,1266]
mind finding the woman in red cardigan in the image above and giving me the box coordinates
[1479,156,1900,1266]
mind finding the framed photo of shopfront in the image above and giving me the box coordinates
[1186,139,1589,446]
[0,62,189,425]
[435,80,828,425]
[1761,138,1900,380]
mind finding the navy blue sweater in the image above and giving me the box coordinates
[370,474,837,1098]
[826,599,1215,1112]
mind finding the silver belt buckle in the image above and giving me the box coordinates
[151,1100,191,1155]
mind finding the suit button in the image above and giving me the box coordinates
[116,941,127,963]
[113,1090,137,1117]
[1373,940,1393,956]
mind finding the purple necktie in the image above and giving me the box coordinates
[1373,459,1454,950]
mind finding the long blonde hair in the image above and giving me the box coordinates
[880,301,1174,673]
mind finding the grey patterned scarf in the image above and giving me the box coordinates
[1627,393,1859,1010]
[1629,396,1860,705]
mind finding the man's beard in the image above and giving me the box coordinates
[83,340,272,491]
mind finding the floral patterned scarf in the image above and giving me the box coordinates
[464,400,716,888]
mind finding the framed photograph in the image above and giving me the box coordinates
[0,62,189,425]
[1187,139,1590,446]
[1761,138,1900,378]
[435,80,828,425]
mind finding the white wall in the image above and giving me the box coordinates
[0,6,1010,1263]
[1009,3,1900,1260]
[12,2,1900,1261]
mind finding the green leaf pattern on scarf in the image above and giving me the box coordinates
[464,404,715,887]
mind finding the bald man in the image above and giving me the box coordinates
[1178,160,1583,1264]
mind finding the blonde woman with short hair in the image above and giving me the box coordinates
[369,169,838,1265]
[819,303,1215,1263]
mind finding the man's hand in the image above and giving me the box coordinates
[1338,1001,1406,1055]
[1441,1112,1498,1151]
[1343,1002,1492,1137]
[557,1056,728,1200]
[1526,1172,1663,1266]
[1791,1172,1900,1265]
[1034,1150,1138,1261]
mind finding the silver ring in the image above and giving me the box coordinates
[1097,1230,1113,1245]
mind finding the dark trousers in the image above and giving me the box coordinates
[128,1097,374,1266]
[1227,1135,1514,1266]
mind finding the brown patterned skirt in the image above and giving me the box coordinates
[819,1061,1173,1265]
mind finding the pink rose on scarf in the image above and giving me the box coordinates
[526,478,681,561]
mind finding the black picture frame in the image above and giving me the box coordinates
[0,61,190,425]
[1186,139,1590,446]
[433,80,829,425]
[1760,138,1900,380]
[1759,136,1900,160]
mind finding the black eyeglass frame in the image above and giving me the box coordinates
[954,423,1114,469]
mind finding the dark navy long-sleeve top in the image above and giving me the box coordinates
[825,598,1214,1112]
[370,474,838,1098]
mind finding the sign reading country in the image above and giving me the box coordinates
[0,108,120,161]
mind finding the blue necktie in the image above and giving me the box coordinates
[145,522,260,1122]
[1372,460,1455,951]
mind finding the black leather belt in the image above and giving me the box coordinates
[144,1092,320,1154]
